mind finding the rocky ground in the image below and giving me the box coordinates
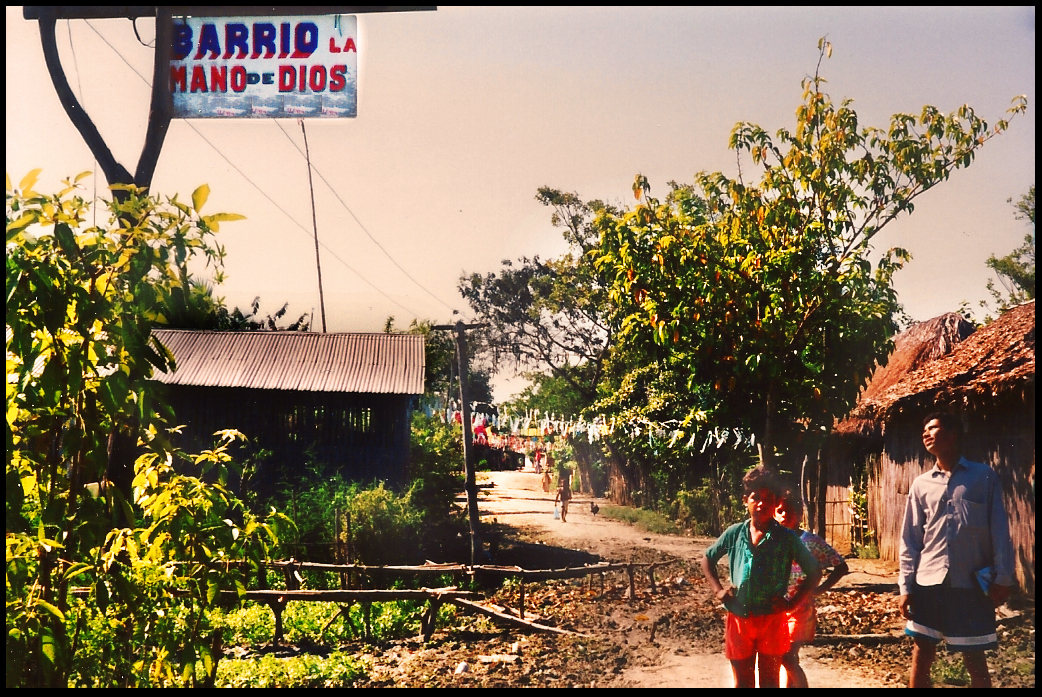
[299,470,1036,688]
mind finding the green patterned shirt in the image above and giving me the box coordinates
[706,518,820,617]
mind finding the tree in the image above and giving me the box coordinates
[459,188,618,404]
[153,278,311,332]
[460,190,637,497]
[983,184,1035,317]
[594,40,1027,471]
[7,173,280,686]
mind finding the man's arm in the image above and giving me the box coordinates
[988,470,1016,605]
[898,485,924,618]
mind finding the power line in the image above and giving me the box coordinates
[273,120,459,314]
[81,19,432,321]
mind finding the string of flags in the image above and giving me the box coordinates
[421,399,755,453]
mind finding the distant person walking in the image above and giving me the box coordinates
[775,487,849,688]
[542,467,552,493]
[899,412,1015,688]
[701,466,821,688]
[554,472,572,523]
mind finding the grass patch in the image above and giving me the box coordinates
[216,652,367,687]
[599,505,681,535]
[930,653,970,686]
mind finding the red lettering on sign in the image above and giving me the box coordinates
[329,65,346,92]
[170,66,187,93]
[342,37,356,53]
[230,66,247,93]
[279,65,295,92]
[329,37,341,54]
[190,65,208,93]
[299,65,306,92]
[309,65,326,92]
[210,65,228,92]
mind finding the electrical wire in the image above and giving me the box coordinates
[273,120,460,315]
[80,18,435,322]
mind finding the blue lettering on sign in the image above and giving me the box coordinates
[173,24,193,60]
[194,23,221,60]
[252,23,277,58]
[223,23,249,59]
[291,22,319,58]
[177,20,324,62]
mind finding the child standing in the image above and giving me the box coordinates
[554,472,572,522]
[701,467,822,688]
[775,487,849,688]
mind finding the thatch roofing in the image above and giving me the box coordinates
[833,312,975,436]
[852,301,1035,421]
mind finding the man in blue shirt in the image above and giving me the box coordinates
[899,412,1015,688]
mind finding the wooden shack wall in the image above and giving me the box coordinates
[161,385,413,493]
[869,398,1035,595]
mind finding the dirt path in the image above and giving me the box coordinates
[474,469,898,688]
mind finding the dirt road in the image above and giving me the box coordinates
[473,469,899,688]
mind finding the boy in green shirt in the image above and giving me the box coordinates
[701,466,821,688]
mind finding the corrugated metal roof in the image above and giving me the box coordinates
[150,330,425,395]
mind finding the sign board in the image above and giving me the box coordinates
[170,14,357,118]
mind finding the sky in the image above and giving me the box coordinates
[6,7,1036,400]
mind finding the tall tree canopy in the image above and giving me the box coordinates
[594,40,1027,470]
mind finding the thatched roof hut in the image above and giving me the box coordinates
[813,313,976,554]
[852,301,1034,422]
[852,301,1035,593]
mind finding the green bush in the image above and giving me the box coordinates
[266,412,465,567]
[215,651,367,688]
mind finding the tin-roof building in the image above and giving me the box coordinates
[150,329,425,490]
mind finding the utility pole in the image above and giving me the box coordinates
[434,320,488,565]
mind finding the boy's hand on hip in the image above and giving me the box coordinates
[716,587,735,604]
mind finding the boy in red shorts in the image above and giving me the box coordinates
[775,486,849,688]
[701,467,821,688]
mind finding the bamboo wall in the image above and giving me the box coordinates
[868,402,1035,595]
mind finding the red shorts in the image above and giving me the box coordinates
[786,598,816,644]
[725,611,791,660]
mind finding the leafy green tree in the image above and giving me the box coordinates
[153,279,311,332]
[983,184,1035,317]
[6,173,281,686]
[460,188,619,404]
[594,40,1027,471]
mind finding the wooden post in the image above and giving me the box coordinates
[519,582,525,620]
[647,564,658,594]
[268,599,287,645]
[420,599,444,642]
[434,321,488,565]
[627,564,636,601]
[363,602,372,642]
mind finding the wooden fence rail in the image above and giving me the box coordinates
[72,558,678,644]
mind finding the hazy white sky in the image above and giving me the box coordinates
[6,7,1035,399]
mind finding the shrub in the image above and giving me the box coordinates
[215,652,367,688]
